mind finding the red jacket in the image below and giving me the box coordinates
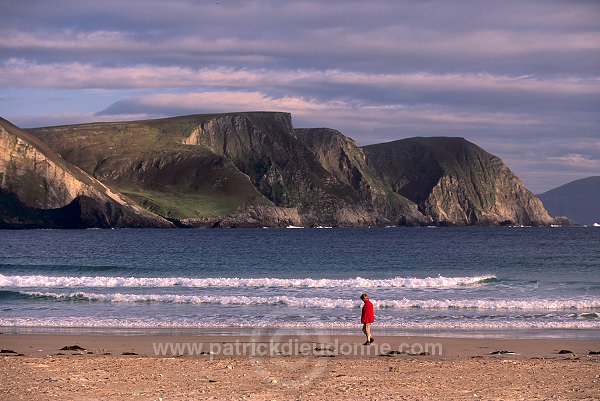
[361,299,374,323]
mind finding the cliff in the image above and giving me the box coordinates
[180,113,381,226]
[294,128,426,225]
[363,137,555,226]
[29,115,283,226]
[0,112,559,228]
[0,117,173,228]
[28,113,383,227]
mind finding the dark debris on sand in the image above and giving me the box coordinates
[0,349,23,356]
[489,350,516,355]
[60,345,86,351]
[558,349,573,354]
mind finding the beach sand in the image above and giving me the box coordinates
[1,334,599,400]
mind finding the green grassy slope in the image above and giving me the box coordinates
[29,114,272,219]
[0,117,172,228]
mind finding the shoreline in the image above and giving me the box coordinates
[2,333,599,359]
[2,326,599,340]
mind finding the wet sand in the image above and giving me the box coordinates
[1,334,599,400]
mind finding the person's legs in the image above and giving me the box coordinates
[362,323,373,344]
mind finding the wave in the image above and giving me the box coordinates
[0,317,598,331]
[0,274,496,289]
[0,290,29,300]
[578,312,600,318]
[21,291,600,310]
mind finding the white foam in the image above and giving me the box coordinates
[23,291,356,308]
[0,317,598,331]
[22,291,600,310]
[375,298,600,310]
[0,274,496,289]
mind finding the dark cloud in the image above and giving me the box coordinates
[1,0,599,192]
[2,1,598,74]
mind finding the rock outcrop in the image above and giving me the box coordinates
[181,205,302,228]
[363,137,555,226]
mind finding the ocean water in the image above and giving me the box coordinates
[0,227,599,338]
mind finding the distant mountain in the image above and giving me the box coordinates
[537,177,600,225]
[0,112,560,228]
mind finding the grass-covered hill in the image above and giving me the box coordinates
[0,117,173,228]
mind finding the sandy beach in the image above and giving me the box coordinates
[1,333,599,400]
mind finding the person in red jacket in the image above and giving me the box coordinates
[360,293,374,345]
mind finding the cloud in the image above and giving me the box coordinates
[2,60,598,116]
[1,0,599,192]
[2,59,592,92]
[547,154,600,171]
[99,91,328,115]
[2,2,599,74]
[8,112,152,128]
[97,90,549,136]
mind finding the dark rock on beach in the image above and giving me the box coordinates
[489,350,516,355]
[558,349,573,354]
[0,349,17,354]
[60,345,86,351]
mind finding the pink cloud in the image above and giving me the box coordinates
[547,154,600,170]
[2,59,598,98]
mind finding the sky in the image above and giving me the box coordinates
[1,0,599,193]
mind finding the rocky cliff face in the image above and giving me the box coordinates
[28,113,381,227]
[30,115,278,224]
[182,113,381,226]
[0,117,173,228]
[295,128,426,225]
[182,112,306,207]
[11,112,558,228]
[363,137,554,226]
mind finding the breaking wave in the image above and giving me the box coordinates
[0,317,598,331]
[0,274,496,289]
[21,291,600,310]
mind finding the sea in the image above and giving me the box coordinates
[0,227,599,339]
